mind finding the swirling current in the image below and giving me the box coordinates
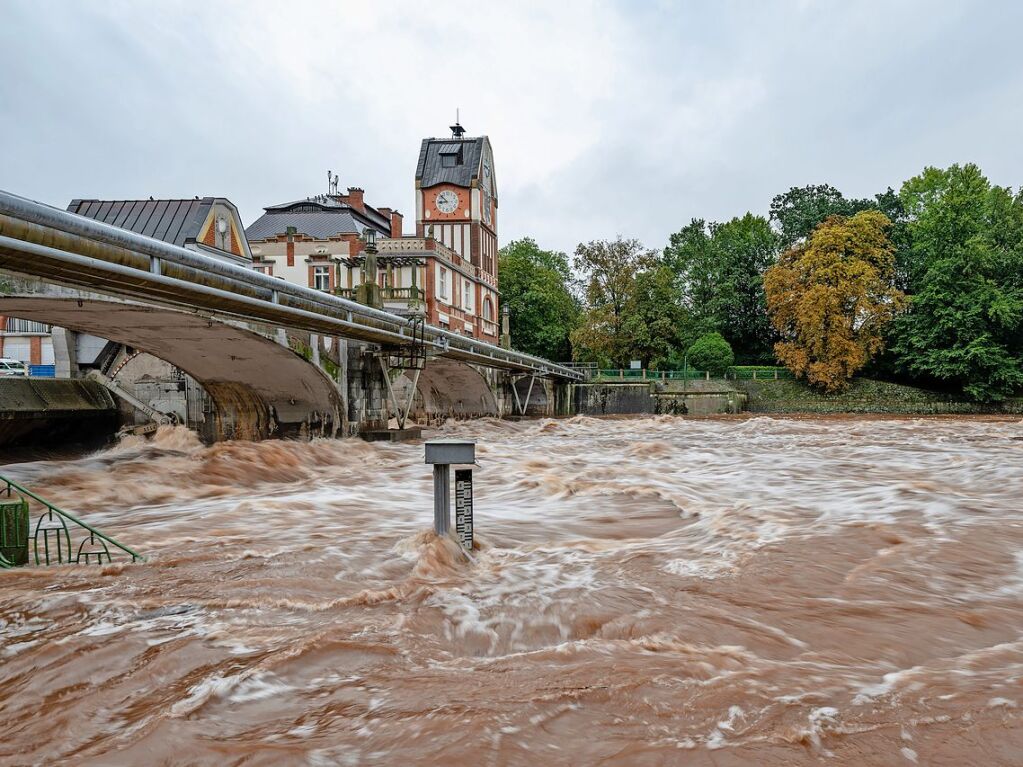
[1,415,1022,765]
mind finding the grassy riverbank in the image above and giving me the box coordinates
[736,377,1023,415]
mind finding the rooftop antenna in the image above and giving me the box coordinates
[450,108,466,139]
[327,170,339,195]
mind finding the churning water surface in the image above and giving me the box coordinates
[1,415,1022,766]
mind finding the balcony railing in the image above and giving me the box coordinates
[335,286,424,303]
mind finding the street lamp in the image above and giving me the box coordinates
[357,227,382,309]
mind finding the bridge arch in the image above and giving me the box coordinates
[391,356,500,422]
[0,296,343,440]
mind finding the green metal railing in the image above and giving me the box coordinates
[0,474,142,566]
[588,366,795,382]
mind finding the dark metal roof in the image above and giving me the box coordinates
[246,210,388,241]
[67,198,213,248]
[246,193,393,241]
[416,136,487,188]
[264,196,346,211]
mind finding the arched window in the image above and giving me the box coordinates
[483,296,494,321]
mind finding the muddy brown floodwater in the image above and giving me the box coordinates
[1,415,1022,766]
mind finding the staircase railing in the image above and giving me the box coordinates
[0,474,143,566]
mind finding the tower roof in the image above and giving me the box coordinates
[415,135,492,191]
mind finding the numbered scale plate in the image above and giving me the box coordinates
[454,469,473,551]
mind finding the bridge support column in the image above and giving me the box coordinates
[52,326,77,379]
[345,344,387,433]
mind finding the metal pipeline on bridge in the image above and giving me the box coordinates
[0,189,583,381]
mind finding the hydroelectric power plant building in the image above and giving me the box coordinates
[0,123,518,443]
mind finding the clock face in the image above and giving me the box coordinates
[435,190,459,214]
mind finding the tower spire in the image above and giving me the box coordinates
[450,108,466,139]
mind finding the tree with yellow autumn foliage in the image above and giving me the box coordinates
[764,210,905,392]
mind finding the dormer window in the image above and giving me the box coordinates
[439,144,462,168]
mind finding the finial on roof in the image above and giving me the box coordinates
[450,108,466,139]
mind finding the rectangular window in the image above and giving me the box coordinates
[4,318,50,333]
[312,265,330,291]
[463,279,473,313]
[439,266,449,301]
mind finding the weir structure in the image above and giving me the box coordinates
[0,190,582,440]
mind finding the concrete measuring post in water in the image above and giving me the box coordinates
[424,439,475,550]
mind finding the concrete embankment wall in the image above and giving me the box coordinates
[570,380,744,416]
[737,378,1023,415]
[0,379,119,447]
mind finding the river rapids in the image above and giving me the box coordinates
[1,415,1022,765]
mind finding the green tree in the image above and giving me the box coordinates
[664,214,778,362]
[707,214,778,361]
[498,238,580,361]
[890,164,1023,401]
[571,237,655,366]
[622,265,693,368]
[663,218,718,323]
[686,332,734,375]
[764,210,905,392]
[770,184,873,249]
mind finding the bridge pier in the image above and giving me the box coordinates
[345,344,387,434]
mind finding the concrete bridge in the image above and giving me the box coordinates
[0,190,581,440]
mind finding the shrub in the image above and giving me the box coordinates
[686,332,734,375]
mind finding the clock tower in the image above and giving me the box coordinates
[415,122,498,285]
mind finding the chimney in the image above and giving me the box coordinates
[345,187,365,213]
[341,232,364,259]
[286,225,296,267]
[377,207,404,239]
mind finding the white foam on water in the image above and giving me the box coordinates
[987,697,1017,708]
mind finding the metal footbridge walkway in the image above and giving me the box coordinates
[0,190,583,381]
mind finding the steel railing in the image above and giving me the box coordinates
[0,190,583,381]
[1,474,142,566]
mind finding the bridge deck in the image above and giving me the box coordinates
[0,190,582,380]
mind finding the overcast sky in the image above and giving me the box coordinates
[2,1,1021,256]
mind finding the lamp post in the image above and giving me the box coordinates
[500,304,511,350]
[356,228,382,309]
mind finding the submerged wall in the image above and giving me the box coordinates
[571,380,745,416]
[0,378,119,447]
